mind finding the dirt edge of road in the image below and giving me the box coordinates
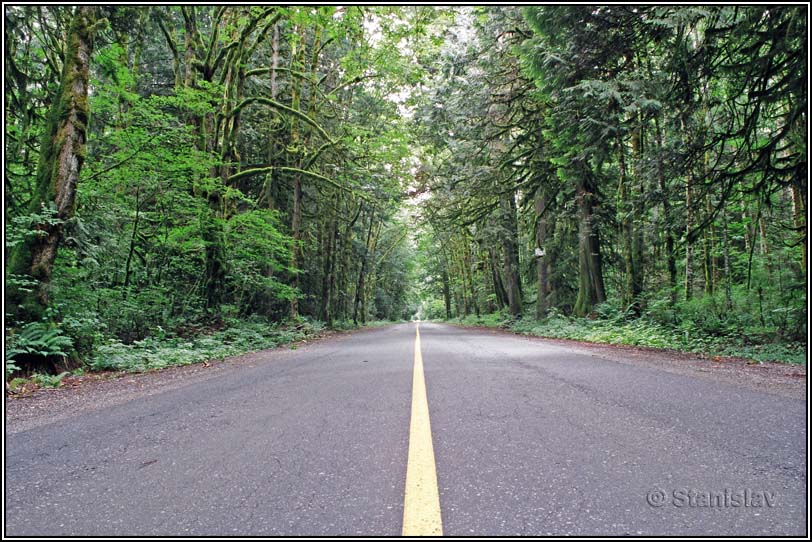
[443,322,806,400]
[5,325,385,434]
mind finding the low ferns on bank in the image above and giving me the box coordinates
[5,322,74,376]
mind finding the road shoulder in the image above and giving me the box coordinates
[442,322,806,400]
[4,325,386,434]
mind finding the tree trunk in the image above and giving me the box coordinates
[684,177,695,301]
[490,247,508,309]
[287,25,305,319]
[123,188,140,295]
[617,132,637,309]
[319,198,338,326]
[629,123,644,308]
[534,189,549,319]
[270,22,280,100]
[722,207,732,311]
[703,200,714,296]
[573,170,606,317]
[6,6,97,324]
[500,191,522,318]
[353,209,375,325]
[441,266,451,320]
[654,116,677,302]
[790,183,806,269]
[289,174,302,318]
[465,246,479,317]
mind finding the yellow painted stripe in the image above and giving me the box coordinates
[402,323,443,536]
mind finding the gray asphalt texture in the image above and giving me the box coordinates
[5,323,807,536]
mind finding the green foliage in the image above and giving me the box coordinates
[419,299,448,321]
[454,308,805,366]
[451,312,514,328]
[88,317,325,373]
[5,322,74,366]
[5,203,64,251]
[5,6,805,377]
[31,371,71,388]
[643,283,807,345]
[225,209,297,304]
[5,361,21,380]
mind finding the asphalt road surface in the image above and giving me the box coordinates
[5,323,807,536]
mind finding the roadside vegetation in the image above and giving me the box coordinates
[6,317,406,393]
[4,6,806,389]
[441,301,805,366]
[5,6,423,386]
[413,7,806,366]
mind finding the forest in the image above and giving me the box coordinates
[4,6,807,382]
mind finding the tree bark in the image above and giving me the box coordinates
[6,6,97,323]
[441,266,452,320]
[573,169,606,317]
[353,208,375,325]
[320,198,338,326]
[500,191,522,318]
[654,116,677,302]
[684,177,695,301]
[534,189,549,319]
[790,183,806,269]
[287,24,305,319]
[490,247,509,309]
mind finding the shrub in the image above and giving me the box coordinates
[5,322,74,374]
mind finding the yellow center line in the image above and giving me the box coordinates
[402,322,443,536]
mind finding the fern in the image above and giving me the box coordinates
[5,322,74,362]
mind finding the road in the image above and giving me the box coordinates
[4,323,807,536]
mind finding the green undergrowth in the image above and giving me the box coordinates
[7,318,403,391]
[331,318,407,330]
[87,317,326,373]
[447,309,806,365]
[88,318,401,373]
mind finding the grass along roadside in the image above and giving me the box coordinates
[443,312,806,366]
[6,318,405,395]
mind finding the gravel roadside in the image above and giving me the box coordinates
[4,327,376,434]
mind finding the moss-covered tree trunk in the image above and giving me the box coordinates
[353,208,375,325]
[6,6,98,323]
[441,266,452,320]
[319,195,338,326]
[654,116,677,303]
[287,23,306,320]
[499,191,523,318]
[573,169,606,317]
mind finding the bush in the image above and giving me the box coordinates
[5,322,74,375]
[88,317,327,373]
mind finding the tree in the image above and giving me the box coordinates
[7,6,100,323]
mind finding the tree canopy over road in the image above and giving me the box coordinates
[4,6,806,377]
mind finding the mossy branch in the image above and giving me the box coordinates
[233,97,334,144]
[227,166,367,200]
